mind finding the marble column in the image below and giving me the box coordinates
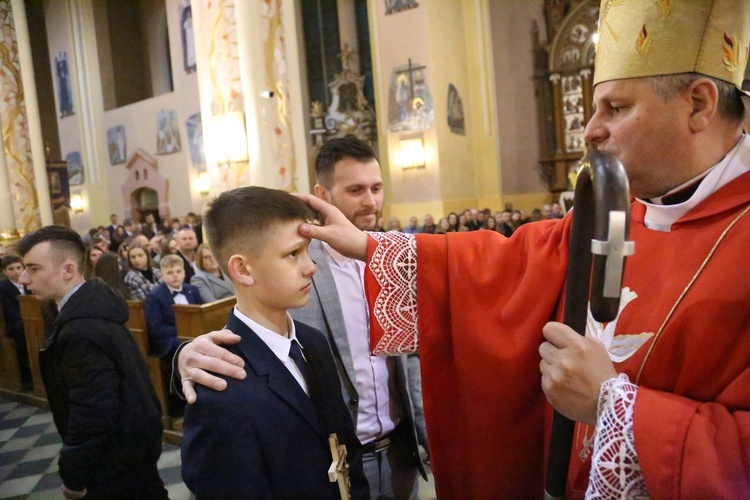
[0,0,52,239]
[191,0,308,194]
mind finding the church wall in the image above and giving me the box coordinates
[98,0,202,223]
[489,0,549,210]
[425,0,477,211]
[44,0,204,233]
[369,0,438,219]
[368,0,550,223]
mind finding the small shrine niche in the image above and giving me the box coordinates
[533,0,599,195]
[120,148,170,222]
[309,44,376,146]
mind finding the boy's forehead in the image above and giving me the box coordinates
[247,218,308,251]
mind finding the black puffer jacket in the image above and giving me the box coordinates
[39,279,163,491]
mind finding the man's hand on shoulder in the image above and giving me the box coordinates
[178,330,246,403]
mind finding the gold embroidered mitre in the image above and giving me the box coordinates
[594,0,750,95]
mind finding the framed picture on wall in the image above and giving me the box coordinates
[181,5,196,73]
[65,151,84,186]
[107,125,127,165]
[156,109,182,155]
[55,50,75,118]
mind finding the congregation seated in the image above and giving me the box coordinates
[94,252,131,301]
[0,255,32,387]
[83,245,104,280]
[189,244,235,302]
[145,254,203,361]
[124,245,162,300]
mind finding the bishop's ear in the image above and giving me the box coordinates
[227,255,254,286]
[686,78,719,132]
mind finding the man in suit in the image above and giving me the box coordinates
[175,227,199,283]
[177,137,426,499]
[141,213,159,239]
[0,255,32,387]
[145,254,203,360]
[185,212,203,245]
[106,213,118,239]
[181,186,367,498]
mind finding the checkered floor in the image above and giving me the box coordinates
[0,396,436,499]
[0,396,192,499]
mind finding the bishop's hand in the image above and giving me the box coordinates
[294,193,368,261]
[538,321,617,427]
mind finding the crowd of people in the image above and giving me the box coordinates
[381,203,566,236]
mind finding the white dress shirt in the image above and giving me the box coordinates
[233,307,310,395]
[323,242,401,444]
[167,287,189,305]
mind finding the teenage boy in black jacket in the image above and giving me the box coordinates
[18,225,167,499]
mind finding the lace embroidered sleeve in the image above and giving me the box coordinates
[586,373,649,499]
[367,231,418,355]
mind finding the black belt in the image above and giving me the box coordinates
[362,430,395,454]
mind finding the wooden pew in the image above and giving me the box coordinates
[126,300,170,431]
[173,295,236,343]
[18,295,47,400]
[0,301,23,392]
[127,296,235,437]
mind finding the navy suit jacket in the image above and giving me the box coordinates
[0,277,26,341]
[181,314,368,499]
[145,282,203,358]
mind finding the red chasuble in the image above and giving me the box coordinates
[364,172,750,498]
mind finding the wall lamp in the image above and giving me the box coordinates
[212,111,249,166]
[71,194,84,212]
[197,172,211,196]
[398,136,426,170]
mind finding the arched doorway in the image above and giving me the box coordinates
[131,187,160,223]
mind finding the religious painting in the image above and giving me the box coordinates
[180,4,196,73]
[156,109,182,155]
[385,0,419,15]
[561,75,585,153]
[46,162,71,211]
[107,125,127,165]
[186,112,206,171]
[54,50,74,118]
[447,84,465,135]
[65,151,84,186]
[48,172,61,194]
[387,61,434,133]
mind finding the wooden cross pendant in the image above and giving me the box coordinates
[328,433,351,499]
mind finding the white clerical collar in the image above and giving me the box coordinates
[233,307,300,362]
[637,134,750,232]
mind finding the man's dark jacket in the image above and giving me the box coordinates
[39,279,163,493]
[0,276,25,340]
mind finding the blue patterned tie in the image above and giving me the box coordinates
[288,340,313,392]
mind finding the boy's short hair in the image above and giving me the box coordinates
[159,254,185,270]
[2,255,23,269]
[203,186,314,275]
[17,225,86,272]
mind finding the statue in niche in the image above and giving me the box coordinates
[310,44,376,145]
[55,51,74,118]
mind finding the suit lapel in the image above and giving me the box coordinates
[308,241,358,390]
[228,314,326,438]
